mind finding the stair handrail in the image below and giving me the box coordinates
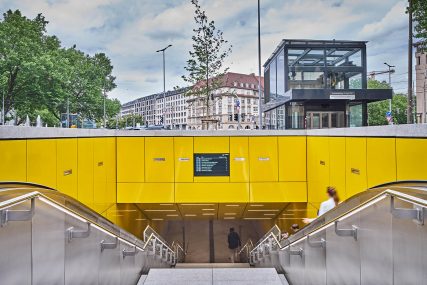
[250,186,427,264]
[238,239,254,255]
[0,189,174,264]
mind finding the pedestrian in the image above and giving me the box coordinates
[227,227,241,263]
[303,186,340,224]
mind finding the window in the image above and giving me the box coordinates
[417,56,421,66]
[233,82,237,87]
[240,83,244,87]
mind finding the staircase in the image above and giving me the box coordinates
[138,265,287,285]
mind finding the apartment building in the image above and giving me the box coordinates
[416,44,427,123]
[186,72,263,130]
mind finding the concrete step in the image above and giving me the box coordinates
[278,274,290,285]
[175,263,250,268]
[143,267,282,285]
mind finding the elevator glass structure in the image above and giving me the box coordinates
[263,39,392,129]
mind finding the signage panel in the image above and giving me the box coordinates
[329,91,356,100]
[194,153,230,176]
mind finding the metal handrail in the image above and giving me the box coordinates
[238,239,254,255]
[250,188,427,262]
[0,190,175,261]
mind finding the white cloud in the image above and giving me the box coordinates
[0,0,410,101]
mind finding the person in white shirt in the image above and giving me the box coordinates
[303,187,339,224]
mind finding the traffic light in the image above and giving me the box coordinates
[234,114,239,121]
[229,115,233,121]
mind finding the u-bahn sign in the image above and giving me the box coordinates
[194,153,230,176]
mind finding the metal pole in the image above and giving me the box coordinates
[157,45,172,129]
[103,91,106,128]
[388,66,392,114]
[407,0,413,124]
[66,97,70,128]
[162,50,166,129]
[257,0,262,130]
[1,91,4,125]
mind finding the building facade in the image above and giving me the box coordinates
[120,88,188,129]
[187,72,263,130]
[416,44,427,123]
[263,39,392,129]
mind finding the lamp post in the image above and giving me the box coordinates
[156,44,172,129]
[257,0,263,130]
[1,91,4,125]
[384,62,395,121]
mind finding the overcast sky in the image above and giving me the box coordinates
[0,0,411,103]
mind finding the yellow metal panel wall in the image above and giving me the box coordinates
[329,137,346,200]
[57,139,78,199]
[307,137,329,203]
[93,138,107,204]
[0,140,26,182]
[345,137,367,198]
[396,138,427,180]
[250,182,307,202]
[117,137,144,182]
[117,183,174,203]
[194,137,229,153]
[249,137,278,182]
[278,136,306,181]
[145,137,174,182]
[174,137,194,182]
[27,139,57,189]
[175,183,249,203]
[230,137,249,182]
[194,137,230,182]
[77,138,94,206]
[105,138,117,204]
[367,138,396,188]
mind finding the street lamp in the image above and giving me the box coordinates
[384,62,395,118]
[156,44,172,129]
[257,0,263,130]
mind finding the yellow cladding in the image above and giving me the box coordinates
[329,137,346,199]
[174,137,194,182]
[194,137,229,182]
[117,137,144,182]
[56,139,78,199]
[175,183,249,203]
[278,136,306,181]
[230,137,249,182]
[117,183,174,203]
[307,137,329,203]
[145,137,174,182]
[27,139,57,189]
[345,137,367,198]
[194,137,229,153]
[77,138,94,206]
[396,138,427,180]
[105,138,117,204]
[249,137,278,182]
[0,140,26,182]
[367,138,396,188]
[93,138,107,204]
[250,182,307,202]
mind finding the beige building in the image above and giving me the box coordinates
[187,72,263,130]
[416,44,427,123]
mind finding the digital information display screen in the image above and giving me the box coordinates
[194,153,230,176]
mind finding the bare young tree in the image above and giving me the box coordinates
[182,0,232,129]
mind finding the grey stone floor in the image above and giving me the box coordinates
[138,267,285,285]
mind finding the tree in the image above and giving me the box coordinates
[182,0,232,129]
[367,79,408,125]
[413,0,427,50]
[0,10,119,126]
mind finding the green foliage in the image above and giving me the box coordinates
[107,113,144,129]
[413,0,427,50]
[182,0,232,119]
[367,79,408,126]
[0,10,119,126]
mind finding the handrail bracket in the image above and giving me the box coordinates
[391,196,424,225]
[0,198,35,227]
[307,235,326,248]
[100,237,118,252]
[334,221,358,240]
[289,247,303,257]
[123,246,137,258]
[67,222,91,242]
